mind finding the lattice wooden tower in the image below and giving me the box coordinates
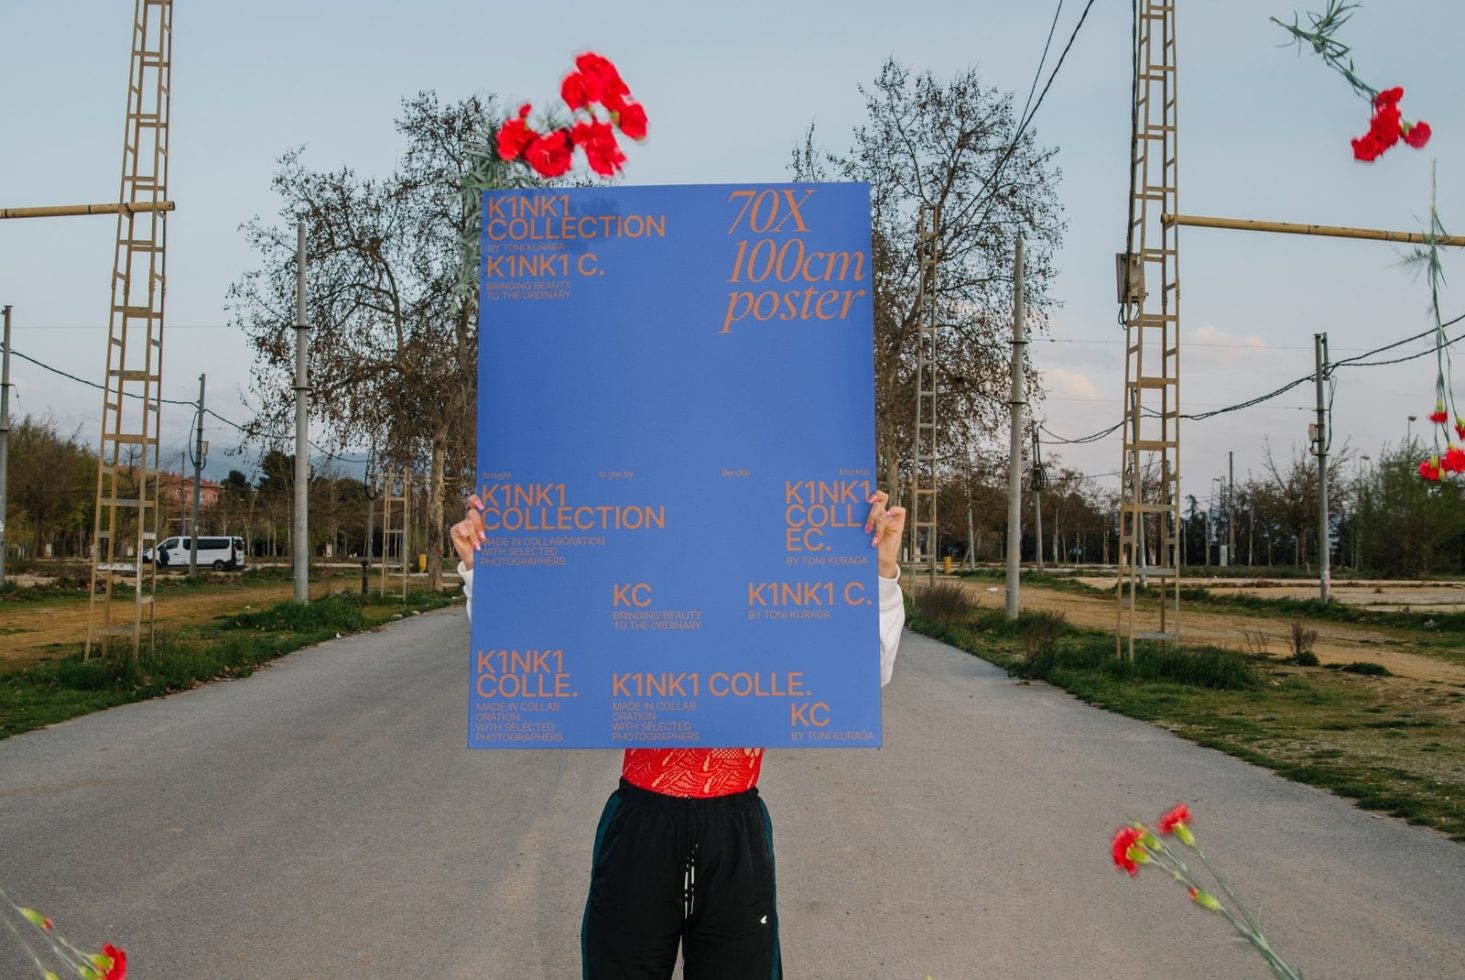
[1116,0,1181,656]
[378,468,411,599]
[87,0,175,658]
[910,203,941,580]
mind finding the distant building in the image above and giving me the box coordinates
[159,471,221,530]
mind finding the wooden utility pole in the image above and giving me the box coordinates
[86,0,175,659]
[0,306,10,589]
[910,204,941,583]
[2,1,179,658]
[1117,0,1181,654]
[1164,213,1465,247]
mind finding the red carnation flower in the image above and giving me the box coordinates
[1370,103,1402,149]
[1444,446,1465,474]
[1111,825,1144,877]
[1419,457,1443,482]
[524,128,575,178]
[561,71,601,112]
[572,120,626,177]
[616,101,648,141]
[1430,408,1449,424]
[576,52,630,107]
[1403,120,1432,148]
[1373,86,1404,108]
[1455,419,1465,441]
[501,52,644,179]
[1158,803,1192,835]
[496,103,537,162]
[101,942,127,980]
[1352,133,1384,162]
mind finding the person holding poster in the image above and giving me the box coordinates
[453,490,905,979]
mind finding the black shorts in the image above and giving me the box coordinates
[581,778,780,980]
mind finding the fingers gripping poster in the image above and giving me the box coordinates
[472,182,880,749]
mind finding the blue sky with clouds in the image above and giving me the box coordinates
[3,0,1462,501]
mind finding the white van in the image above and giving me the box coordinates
[143,536,248,571]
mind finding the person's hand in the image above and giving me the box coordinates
[450,495,487,570]
[864,490,906,579]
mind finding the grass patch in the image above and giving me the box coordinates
[0,588,460,740]
[0,579,91,604]
[1175,585,1465,639]
[1015,635,1258,691]
[1338,661,1393,677]
[911,582,976,630]
[907,598,1465,840]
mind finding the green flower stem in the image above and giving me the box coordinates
[1190,843,1263,939]
[0,886,101,977]
[1141,839,1304,980]
[1271,2,1377,102]
[1426,165,1455,430]
[0,909,53,978]
[1404,162,1455,449]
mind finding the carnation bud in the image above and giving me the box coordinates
[20,907,52,931]
[1189,886,1223,912]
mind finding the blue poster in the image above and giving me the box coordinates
[472,182,879,749]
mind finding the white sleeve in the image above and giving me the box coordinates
[460,563,474,622]
[878,567,905,687]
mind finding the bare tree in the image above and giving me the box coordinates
[230,93,528,588]
[1258,440,1349,571]
[790,59,1065,496]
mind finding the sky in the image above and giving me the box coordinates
[2,0,1463,509]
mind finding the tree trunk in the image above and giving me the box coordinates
[428,423,447,591]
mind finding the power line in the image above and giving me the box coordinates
[1017,0,1099,138]
[1038,336,1377,352]
[8,348,199,408]
[8,346,371,465]
[1019,1,1067,130]
[1041,315,1465,444]
[953,0,1099,233]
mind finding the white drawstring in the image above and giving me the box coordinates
[682,842,699,919]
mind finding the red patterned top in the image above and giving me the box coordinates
[621,748,764,798]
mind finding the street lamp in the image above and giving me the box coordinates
[1408,415,1417,442]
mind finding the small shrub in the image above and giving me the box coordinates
[913,582,975,629]
[1292,651,1320,667]
[1289,618,1318,660]
[1242,628,1270,657]
[225,595,367,634]
[1340,661,1392,677]
[1015,636,1258,691]
[48,657,125,691]
[1019,610,1067,661]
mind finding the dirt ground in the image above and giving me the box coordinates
[5,573,1462,687]
[0,583,291,665]
[946,578,1465,686]
[0,572,432,666]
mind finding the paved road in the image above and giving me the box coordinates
[2,610,1462,978]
